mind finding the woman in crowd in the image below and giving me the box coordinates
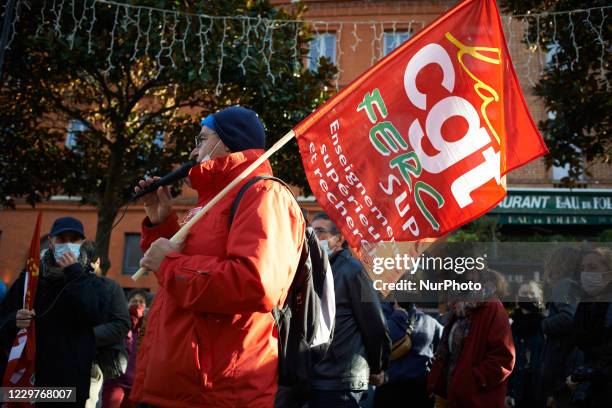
[537,247,583,408]
[506,281,545,407]
[102,289,148,408]
[566,247,612,408]
[428,269,515,408]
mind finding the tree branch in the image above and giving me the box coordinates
[131,97,207,136]
[36,81,109,145]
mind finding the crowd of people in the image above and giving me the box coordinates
[0,106,610,408]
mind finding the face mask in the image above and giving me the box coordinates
[53,243,81,261]
[200,140,222,163]
[129,304,145,319]
[580,272,607,296]
[517,297,541,313]
[320,240,334,257]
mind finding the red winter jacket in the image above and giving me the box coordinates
[131,149,305,408]
[427,299,515,408]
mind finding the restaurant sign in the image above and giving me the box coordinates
[489,189,612,225]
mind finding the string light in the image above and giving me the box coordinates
[238,17,250,75]
[52,0,66,39]
[584,8,609,90]
[5,0,23,50]
[154,10,168,78]
[335,22,343,90]
[1,0,609,91]
[180,13,191,63]
[350,22,361,52]
[568,12,580,70]
[103,3,119,75]
[86,0,96,54]
[130,7,142,61]
[215,17,227,95]
[35,0,48,38]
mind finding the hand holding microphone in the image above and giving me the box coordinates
[134,177,173,225]
[133,161,195,225]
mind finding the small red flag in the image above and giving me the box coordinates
[295,0,547,250]
[2,213,42,403]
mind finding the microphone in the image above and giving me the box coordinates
[132,161,196,201]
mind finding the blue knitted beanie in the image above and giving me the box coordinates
[211,106,265,152]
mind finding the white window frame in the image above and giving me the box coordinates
[383,31,411,56]
[308,33,337,70]
[66,119,87,149]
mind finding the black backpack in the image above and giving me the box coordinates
[228,176,336,389]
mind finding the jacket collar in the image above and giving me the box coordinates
[330,248,350,266]
[188,149,272,205]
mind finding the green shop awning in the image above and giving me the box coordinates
[488,188,612,225]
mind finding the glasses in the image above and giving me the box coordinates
[314,227,334,235]
[194,136,205,150]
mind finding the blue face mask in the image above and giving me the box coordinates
[320,240,334,257]
[54,243,81,261]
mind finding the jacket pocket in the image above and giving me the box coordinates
[192,316,214,390]
[193,315,246,390]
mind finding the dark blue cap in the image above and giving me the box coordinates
[212,106,265,152]
[49,216,85,238]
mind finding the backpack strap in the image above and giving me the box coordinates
[228,175,298,331]
[228,175,294,227]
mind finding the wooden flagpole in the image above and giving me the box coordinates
[131,129,296,281]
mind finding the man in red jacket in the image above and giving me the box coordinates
[132,106,305,407]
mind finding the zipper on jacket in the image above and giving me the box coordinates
[179,266,210,276]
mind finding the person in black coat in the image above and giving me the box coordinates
[537,247,583,408]
[566,248,612,408]
[81,241,130,408]
[309,213,391,408]
[0,217,106,407]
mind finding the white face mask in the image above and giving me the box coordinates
[320,240,334,257]
[200,140,222,163]
[580,272,608,296]
[54,243,81,261]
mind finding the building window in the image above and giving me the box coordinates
[123,233,144,275]
[383,31,411,56]
[551,163,569,182]
[66,120,87,149]
[548,111,586,185]
[545,43,564,70]
[552,161,586,185]
[153,131,165,148]
[308,33,336,70]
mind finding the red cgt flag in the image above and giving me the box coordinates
[295,0,547,252]
[2,213,42,401]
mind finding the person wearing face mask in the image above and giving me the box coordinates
[0,216,106,407]
[506,281,545,408]
[309,212,391,408]
[565,248,612,408]
[132,106,305,408]
[537,247,583,408]
[428,268,515,408]
[80,242,130,408]
[102,289,148,408]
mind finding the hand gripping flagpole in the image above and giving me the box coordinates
[131,129,296,281]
